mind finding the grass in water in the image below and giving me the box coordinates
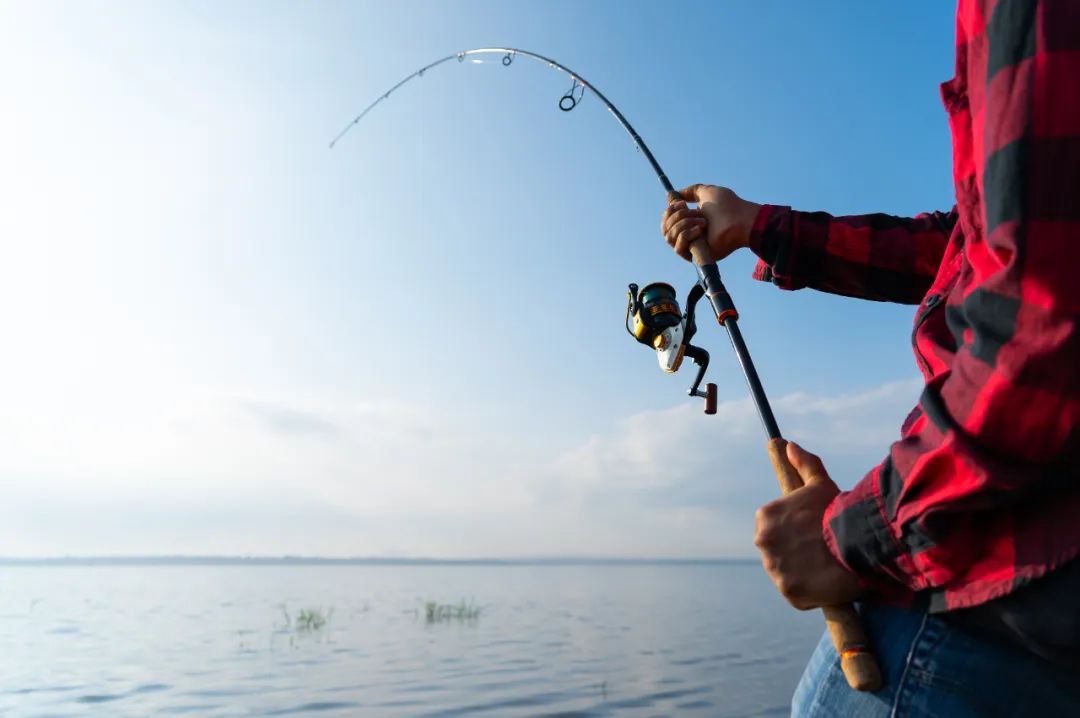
[424,600,481,624]
[296,607,331,632]
[280,604,333,634]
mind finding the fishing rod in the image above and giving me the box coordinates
[333,47,881,692]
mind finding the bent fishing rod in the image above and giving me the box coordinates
[333,47,881,692]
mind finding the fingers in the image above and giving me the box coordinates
[786,442,830,486]
[672,224,704,261]
[661,204,706,260]
[661,204,702,235]
[754,500,783,550]
[669,216,703,240]
[677,184,704,203]
[667,216,705,248]
[662,185,715,260]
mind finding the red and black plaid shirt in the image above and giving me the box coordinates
[749,0,1080,612]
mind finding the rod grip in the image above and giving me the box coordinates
[688,239,713,268]
[765,438,883,692]
[667,190,715,268]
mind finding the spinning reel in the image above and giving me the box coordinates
[625,282,717,414]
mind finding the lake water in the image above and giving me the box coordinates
[1,562,824,717]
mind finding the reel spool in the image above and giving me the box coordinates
[626,282,717,414]
[627,282,682,349]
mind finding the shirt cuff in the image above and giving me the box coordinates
[748,205,801,289]
[822,478,919,605]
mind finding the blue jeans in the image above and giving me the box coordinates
[792,603,1080,717]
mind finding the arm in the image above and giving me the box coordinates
[824,0,1080,608]
[749,205,957,304]
[660,186,956,305]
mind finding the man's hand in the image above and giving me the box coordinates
[754,442,865,610]
[660,184,761,262]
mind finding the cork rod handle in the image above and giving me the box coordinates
[767,438,883,692]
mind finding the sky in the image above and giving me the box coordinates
[0,1,958,558]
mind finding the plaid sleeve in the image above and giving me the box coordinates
[823,0,1080,610]
[748,205,956,305]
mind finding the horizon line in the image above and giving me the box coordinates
[0,554,759,567]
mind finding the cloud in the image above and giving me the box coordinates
[539,377,921,502]
[495,377,922,557]
[237,400,342,438]
[0,379,922,558]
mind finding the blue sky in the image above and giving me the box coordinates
[0,1,957,557]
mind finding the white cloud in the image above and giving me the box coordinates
[0,379,922,558]
[508,378,921,557]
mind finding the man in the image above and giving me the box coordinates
[661,1,1079,715]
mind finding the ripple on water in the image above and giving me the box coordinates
[263,700,363,715]
[415,689,577,717]
[733,706,791,718]
[676,700,716,710]
[730,656,772,668]
[158,704,221,714]
[7,685,83,695]
[183,687,257,698]
[47,625,81,635]
[455,663,535,679]
[76,694,124,703]
[604,685,704,710]
[395,682,445,694]
[369,698,426,709]
[72,682,172,705]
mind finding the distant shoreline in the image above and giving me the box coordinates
[0,556,758,567]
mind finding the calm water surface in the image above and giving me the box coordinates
[1,563,823,717]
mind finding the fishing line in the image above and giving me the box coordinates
[329,47,674,194]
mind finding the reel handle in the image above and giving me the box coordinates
[767,438,883,692]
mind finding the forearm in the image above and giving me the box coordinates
[749,205,954,304]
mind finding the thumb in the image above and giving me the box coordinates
[674,184,703,204]
[785,441,832,487]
